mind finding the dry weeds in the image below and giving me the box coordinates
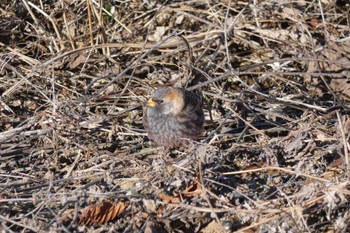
[1,0,350,232]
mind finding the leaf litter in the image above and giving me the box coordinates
[0,0,349,232]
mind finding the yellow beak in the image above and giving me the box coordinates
[146,98,156,107]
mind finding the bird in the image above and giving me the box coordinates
[143,87,205,147]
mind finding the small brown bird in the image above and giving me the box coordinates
[143,87,205,147]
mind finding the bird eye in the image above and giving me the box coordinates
[156,99,165,104]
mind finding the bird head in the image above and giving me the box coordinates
[146,87,185,115]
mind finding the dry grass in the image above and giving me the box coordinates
[1,0,350,232]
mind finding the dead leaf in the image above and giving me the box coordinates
[77,201,127,225]
[0,193,8,199]
[328,157,345,168]
[306,40,350,101]
[158,193,181,204]
[157,180,203,215]
[181,180,202,198]
[69,53,87,69]
[158,179,203,204]
[322,158,346,179]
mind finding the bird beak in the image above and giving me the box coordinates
[146,98,156,107]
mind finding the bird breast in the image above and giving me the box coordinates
[145,108,203,147]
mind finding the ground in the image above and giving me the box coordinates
[0,0,350,232]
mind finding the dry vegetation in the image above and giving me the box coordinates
[1,0,350,232]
